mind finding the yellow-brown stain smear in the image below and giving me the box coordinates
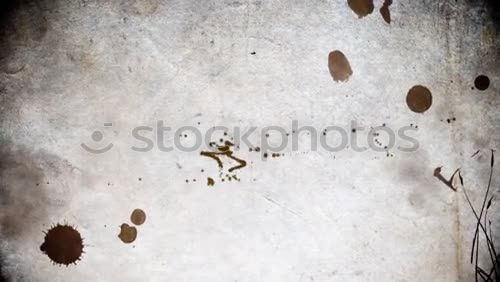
[406,85,432,113]
[380,0,392,24]
[348,0,374,18]
[40,224,84,266]
[130,209,146,225]
[328,51,353,82]
[207,177,215,186]
[118,224,137,243]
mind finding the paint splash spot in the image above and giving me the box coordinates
[118,224,137,243]
[207,177,215,186]
[40,224,83,266]
[380,0,392,24]
[474,75,490,91]
[328,51,353,82]
[406,85,432,113]
[130,209,146,226]
[348,0,374,18]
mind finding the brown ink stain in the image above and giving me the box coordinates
[40,224,84,266]
[474,75,490,91]
[406,85,432,113]
[199,135,247,183]
[200,142,247,173]
[207,177,215,186]
[348,0,374,18]
[379,0,392,24]
[118,224,137,244]
[328,50,353,82]
[130,209,146,226]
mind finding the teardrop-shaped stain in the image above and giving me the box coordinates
[328,51,353,82]
[348,0,374,18]
[406,85,432,113]
[380,0,392,24]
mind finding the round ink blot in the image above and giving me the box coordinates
[40,224,84,265]
[91,131,103,142]
[130,209,146,225]
[406,85,432,113]
[474,75,490,91]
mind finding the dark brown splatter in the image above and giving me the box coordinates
[118,224,137,243]
[207,177,215,186]
[130,209,146,225]
[348,0,374,18]
[406,85,432,113]
[200,143,247,172]
[474,75,490,91]
[40,224,83,266]
[328,50,353,82]
[199,135,247,183]
[379,0,392,24]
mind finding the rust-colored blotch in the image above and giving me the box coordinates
[406,85,432,113]
[40,224,84,266]
[118,224,137,243]
[348,0,374,18]
[328,51,353,82]
[130,209,146,225]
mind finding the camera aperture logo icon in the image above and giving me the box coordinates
[81,123,114,154]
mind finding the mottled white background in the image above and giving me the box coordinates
[0,0,499,281]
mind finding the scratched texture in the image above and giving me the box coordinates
[0,0,499,281]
